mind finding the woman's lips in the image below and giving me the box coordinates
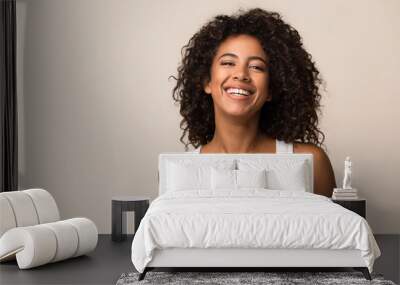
[223,89,254,101]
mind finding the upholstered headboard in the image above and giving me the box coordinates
[158,153,313,195]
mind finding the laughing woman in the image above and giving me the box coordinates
[171,8,336,197]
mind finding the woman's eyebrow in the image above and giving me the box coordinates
[218,53,267,64]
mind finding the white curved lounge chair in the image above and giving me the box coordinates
[0,189,98,269]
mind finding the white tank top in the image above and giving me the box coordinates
[192,139,293,154]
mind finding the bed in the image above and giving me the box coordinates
[131,153,381,280]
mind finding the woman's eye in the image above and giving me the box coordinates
[221,61,234,66]
[250,65,265,71]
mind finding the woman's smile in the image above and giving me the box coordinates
[224,87,254,100]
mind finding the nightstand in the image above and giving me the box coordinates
[332,198,366,218]
[112,196,150,242]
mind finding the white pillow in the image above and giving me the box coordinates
[266,161,307,191]
[167,160,235,191]
[211,168,267,190]
[167,163,209,191]
[237,169,267,188]
[238,159,309,192]
[211,168,236,190]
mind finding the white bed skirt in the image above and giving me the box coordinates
[148,248,366,268]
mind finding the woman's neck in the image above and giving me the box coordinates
[205,115,270,153]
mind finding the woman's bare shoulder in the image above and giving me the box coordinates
[294,142,336,197]
[293,142,324,156]
[293,142,333,178]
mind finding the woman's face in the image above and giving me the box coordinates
[204,34,271,119]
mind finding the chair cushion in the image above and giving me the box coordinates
[65,218,98,257]
[0,218,98,269]
[0,225,57,269]
[0,189,60,237]
[0,191,39,227]
[42,221,79,262]
[24,189,60,223]
[0,196,17,237]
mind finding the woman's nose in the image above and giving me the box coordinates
[233,65,251,82]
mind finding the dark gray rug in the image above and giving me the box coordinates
[116,271,396,285]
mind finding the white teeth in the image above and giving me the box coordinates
[226,88,251,96]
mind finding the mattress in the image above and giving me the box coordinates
[131,189,381,273]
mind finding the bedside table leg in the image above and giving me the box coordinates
[112,201,124,241]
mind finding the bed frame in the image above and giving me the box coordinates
[140,248,371,280]
[138,153,372,281]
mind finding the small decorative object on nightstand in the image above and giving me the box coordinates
[332,156,359,200]
[112,196,149,242]
[332,198,366,218]
[331,157,366,218]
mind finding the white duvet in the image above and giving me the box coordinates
[131,189,380,273]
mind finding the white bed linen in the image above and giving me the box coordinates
[131,189,380,273]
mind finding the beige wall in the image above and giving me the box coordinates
[16,0,400,234]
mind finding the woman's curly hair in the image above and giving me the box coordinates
[171,8,326,151]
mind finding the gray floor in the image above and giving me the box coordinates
[0,234,399,285]
[0,235,134,285]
